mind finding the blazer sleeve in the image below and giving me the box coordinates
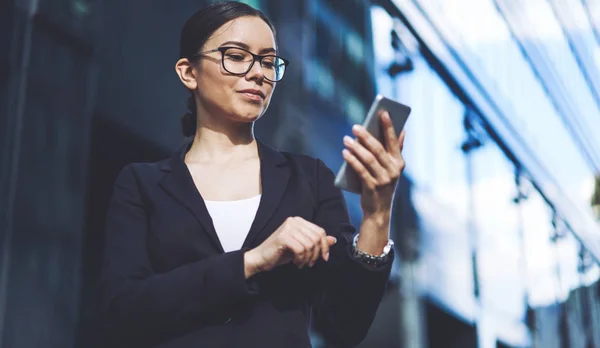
[311,159,393,347]
[101,164,258,343]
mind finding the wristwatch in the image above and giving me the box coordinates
[351,234,394,268]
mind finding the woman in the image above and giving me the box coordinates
[101,2,406,347]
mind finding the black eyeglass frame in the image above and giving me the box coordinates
[190,46,290,82]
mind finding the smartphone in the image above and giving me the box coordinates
[334,94,411,194]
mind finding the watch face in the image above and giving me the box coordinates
[383,244,391,255]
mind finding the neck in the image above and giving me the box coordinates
[185,112,257,164]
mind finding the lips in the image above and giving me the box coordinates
[238,89,265,99]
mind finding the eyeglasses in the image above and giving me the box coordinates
[191,46,289,82]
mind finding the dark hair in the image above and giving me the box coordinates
[179,1,276,137]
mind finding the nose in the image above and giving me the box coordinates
[245,59,265,82]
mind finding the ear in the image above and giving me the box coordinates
[175,58,198,90]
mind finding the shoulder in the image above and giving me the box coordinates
[118,158,167,178]
[281,151,319,167]
[112,156,170,190]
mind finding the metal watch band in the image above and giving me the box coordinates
[351,234,394,267]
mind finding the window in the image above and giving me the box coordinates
[415,0,599,227]
[314,19,335,65]
[470,139,527,343]
[390,58,477,319]
[520,184,560,307]
[305,59,335,101]
[326,0,365,34]
[237,0,262,10]
[37,0,95,42]
[345,30,365,65]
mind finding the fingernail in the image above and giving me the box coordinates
[333,237,337,244]
[352,124,361,132]
[325,252,330,261]
[343,136,354,144]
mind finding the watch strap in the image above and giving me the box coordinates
[351,234,394,267]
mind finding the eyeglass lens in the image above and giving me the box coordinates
[222,47,286,81]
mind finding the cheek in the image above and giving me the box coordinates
[263,93,274,108]
[263,85,275,102]
[202,79,238,110]
[200,65,233,93]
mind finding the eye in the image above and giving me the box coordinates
[226,54,246,61]
[261,57,277,69]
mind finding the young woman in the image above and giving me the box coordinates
[101,2,406,347]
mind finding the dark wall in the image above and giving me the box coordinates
[76,116,170,348]
[0,1,99,347]
[94,0,204,151]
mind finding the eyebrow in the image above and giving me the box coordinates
[219,41,277,54]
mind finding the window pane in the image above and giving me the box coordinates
[521,185,559,306]
[471,142,526,325]
[414,0,599,245]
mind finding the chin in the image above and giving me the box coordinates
[232,105,265,122]
[228,110,260,123]
[237,115,259,123]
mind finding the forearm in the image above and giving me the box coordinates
[104,250,257,335]
[312,237,393,346]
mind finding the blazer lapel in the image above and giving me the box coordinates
[242,141,290,248]
[158,142,224,253]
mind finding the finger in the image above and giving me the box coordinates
[322,235,337,261]
[292,232,314,267]
[296,219,330,264]
[298,221,327,265]
[342,149,377,189]
[290,232,316,268]
[299,227,321,267]
[350,125,396,172]
[326,236,337,246]
[285,234,309,268]
[343,135,387,176]
[381,112,401,157]
[306,226,328,263]
[398,129,406,152]
[320,232,330,262]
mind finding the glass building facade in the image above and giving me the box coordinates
[0,1,99,347]
[369,0,600,346]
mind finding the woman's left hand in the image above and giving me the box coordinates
[342,111,406,219]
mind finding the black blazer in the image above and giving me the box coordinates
[101,140,393,348]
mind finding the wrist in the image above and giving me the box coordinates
[352,233,394,267]
[362,211,391,227]
[243,249,262,279]
[357,214,391,255]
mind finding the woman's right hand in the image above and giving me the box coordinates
[244,217,337,278]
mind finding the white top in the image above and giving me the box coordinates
[204,195,262,252]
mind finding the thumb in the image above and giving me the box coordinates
[326,236,337,246]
